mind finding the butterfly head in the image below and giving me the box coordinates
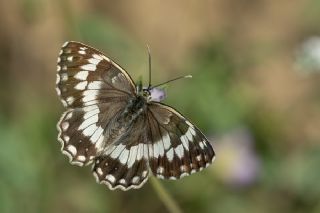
[142,88,152,101]
[136,82,166,103]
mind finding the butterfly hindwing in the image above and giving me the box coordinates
[147,103,215,180]
[92,113,150,190]
[57,101,127,166]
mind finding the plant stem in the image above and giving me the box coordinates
[150,176,183,213]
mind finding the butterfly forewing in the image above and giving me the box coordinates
[56,41,136,108]
[147,103,215,180]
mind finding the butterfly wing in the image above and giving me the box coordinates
[92,112,150,190]
[56,41,136,108]
[146,102,215,179]
[56,41,136,166]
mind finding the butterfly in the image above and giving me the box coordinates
[56,41,215,191]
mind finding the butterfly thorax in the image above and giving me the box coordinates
[107,95,147,145]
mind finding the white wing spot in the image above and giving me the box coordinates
[63,135,70,142]
[166,148,174,161]
[111,144,125,159]
[132,176,140,184]
[148,144,154,159]
[157,166,164,174]
[111,76,117,83]
[92,54,103,60]
[83,107,99,120]
[56,87,61,96]
[180,135,189,151]
[84,105,99,113]
[81,64,97,71]
[67,145,77,155]
[143,144,149,159]
[62,41,69,47]
[154,140,165,157]
[127,145,138,168]
[97,167,103,175]
[74,71,89,80]
[90,126,104,143]
[199,141,205,149]
[175,144,184,159]
[78,115,99,130]
[87,81,102,89]
[67,56,73,62]
[75,81,88,90]
[61,73,68,81]
[88,58,101,65]
[82,124,98,137]
[66,112,73,120]
[93,171,99,182]
[136,143,143,160]
[77,155,86,162]
[119,149,129,165]
[189,127,196,136]
[82,90,98,102]
[56,74,60,84]
[105,175,116,183]
[96,134,105,150]
[185,128,193,142]
[83,100,98,106]
[78,50,86,55]
[61,121,69,130]
[196,155,202,161]
[180,165,186,172]
[57,65,61,71]
[66,96,74,105]
[142,170,148,178]
[119,179,126,184]
[61,100,68,107]
[153,143,159,158]
[163,133,171,150]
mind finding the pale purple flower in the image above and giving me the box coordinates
[212,128,260,188]
[149,87,166,102]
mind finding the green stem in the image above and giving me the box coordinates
[150,176,183,213]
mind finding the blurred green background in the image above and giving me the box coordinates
[0,0,320,212]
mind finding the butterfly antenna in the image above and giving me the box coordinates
[151,75,192,89]
[147,44,152,89]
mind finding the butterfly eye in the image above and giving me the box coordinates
[143,90,150,97]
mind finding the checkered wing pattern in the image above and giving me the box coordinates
[147,103,215,180]
[56,41,136,166]
[56,41,215,191]
[92,113,150,190]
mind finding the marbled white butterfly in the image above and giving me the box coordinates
[56,41,215,191]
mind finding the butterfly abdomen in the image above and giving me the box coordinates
[105,96,146,145]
